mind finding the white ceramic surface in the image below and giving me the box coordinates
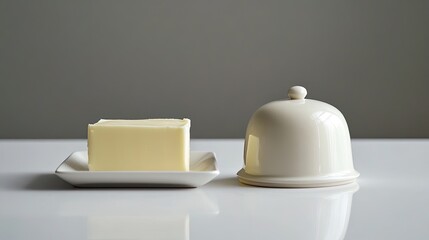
[1,139,429,240]
[241,86,359,187]
[55,151,219,187]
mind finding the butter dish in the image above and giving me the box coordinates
[238,86,359,187]
[55,151,219,188]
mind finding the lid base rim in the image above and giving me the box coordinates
[237,169,359,188]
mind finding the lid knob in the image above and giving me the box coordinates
[288,86,307,100]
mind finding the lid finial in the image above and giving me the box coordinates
[288,86,307,100]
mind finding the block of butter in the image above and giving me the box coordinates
[88,119,190,171]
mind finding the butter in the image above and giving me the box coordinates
[88,119,190,171]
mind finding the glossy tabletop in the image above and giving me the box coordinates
[1,139,428,239]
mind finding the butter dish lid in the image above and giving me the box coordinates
[239,86,359,188]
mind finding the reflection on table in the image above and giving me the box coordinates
[57,189,218,240]
[207,182,359,240]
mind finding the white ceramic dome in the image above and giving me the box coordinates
[237,86,359,187]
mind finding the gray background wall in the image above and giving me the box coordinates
[1,0,428,139]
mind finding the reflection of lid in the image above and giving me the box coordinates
[236,182,359,239]
[239,86,359,188]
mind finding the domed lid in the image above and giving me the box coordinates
[238,86,359,188]
[255,86,347,127]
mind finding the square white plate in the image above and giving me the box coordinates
[55,151,219,188]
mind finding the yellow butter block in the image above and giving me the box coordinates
[88,119,190,171]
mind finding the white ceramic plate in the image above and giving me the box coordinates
[55,151,219,188]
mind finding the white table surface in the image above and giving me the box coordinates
[1,139,428,240]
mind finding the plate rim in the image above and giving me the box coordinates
[55,150,220,174]
[55,151,220,188]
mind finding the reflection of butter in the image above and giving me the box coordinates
[245,135,260,174]
[87,215,189,240]
[88,119,190,171]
